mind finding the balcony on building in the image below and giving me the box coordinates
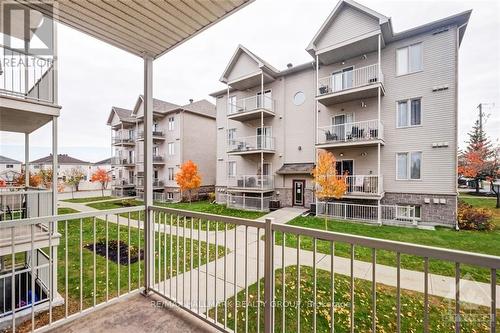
[113,178,135,188]
[227,95,275,122]
[111,156,135,167]
[0,44,60,134]
[317,119,384,148]
[337,174,383,199]
[316,64,385,106]
[136,128,165,141]
[136,178,164,189]
[227,175,274,193]
[112,130,136,146]
[227,135,275,155]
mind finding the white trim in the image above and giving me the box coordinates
[396,97,422,128]
[395,151,422,181]
[396,42,423,76]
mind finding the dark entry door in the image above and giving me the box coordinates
[293,180,305,206]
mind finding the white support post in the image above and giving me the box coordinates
[51,115,58,299]
[25,133,29,187]
[143,55,154,293]
[260,71,264,192]
[315,54,319,145]
[377,33,382,225]
[264,217,275,333]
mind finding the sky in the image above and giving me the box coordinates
[1,0,499,163]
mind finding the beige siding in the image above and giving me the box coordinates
[226,52,260,82]
[316,6,379,50]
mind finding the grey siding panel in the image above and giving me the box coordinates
[316,6,379,50]
[227,52,260,82]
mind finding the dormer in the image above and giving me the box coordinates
[220,45,279,90]
[306,0,390,65]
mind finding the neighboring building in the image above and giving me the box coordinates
[30,154,92,181]
[0,156,22,185]
[211,0,470,227]
[107,96,216,201]
[92,157,113,176]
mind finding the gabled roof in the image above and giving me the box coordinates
[306,0,389,53]
[131,95,180,117]
[276,163,315,175]
[0,155,22,164]
[179,99,216,119]
[93,157,112,165]
[106,107,134,126]
[220,44,280,83]
[31,154,90,165]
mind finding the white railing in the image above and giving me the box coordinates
[113,179,135,187]
[225,193,271,211]
[227,174,274,190]
[227,135,275,153]
[0,44,56,104]
[111,156,135,165]
[228,95,274,115]
[136,178,164,188]
[342,175,382,195]
[137,129,165,140]
[0,190,53,221]
[112,130,135,144]
[318,119,383,144]
[111,188,135,197]
[318,64,382,96]
[381,205,418,225]
[1,205,498,332]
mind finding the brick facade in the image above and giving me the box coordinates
[381,192,457,227]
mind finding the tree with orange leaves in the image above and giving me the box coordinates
[0,179,6,188]
[175,160,201,203]
[91,168,111,196]
[13,171,42,188]
[312,150,347,229]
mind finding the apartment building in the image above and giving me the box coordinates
[212,0,470,227]
[107,96,216,201]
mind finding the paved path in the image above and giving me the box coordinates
[56,201,500,309]
[256,207,307,224]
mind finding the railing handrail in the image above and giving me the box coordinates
[0,43,53,61]
[228,134,275,140]
[0,189,52,195]
[318,63,378,82]
[318,119,380,129]
[272,220,500,269]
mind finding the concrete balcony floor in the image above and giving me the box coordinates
[48,293,217,333]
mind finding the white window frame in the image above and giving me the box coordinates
[227,96,237,115]
[396,98,422,128]
[227,161,236,178]
[396,151,422,180]
[166,192,174,199]
[168,142,175,156]
[6,164,13,169]
[396,204,422,221]
[168,117,175,131]
[396,42,423,76]
[168,167,175,181]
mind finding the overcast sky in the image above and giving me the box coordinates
[1,0,498,163]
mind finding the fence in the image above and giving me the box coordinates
[0,190,53,221]
[0,205,498,333]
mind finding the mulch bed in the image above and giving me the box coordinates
[84,240,143,265]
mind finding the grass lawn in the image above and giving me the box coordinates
[274,197,500,283]
[86,199,266,231]
[62,196,116,203]
[20,207,227,331]
[209,266,498,333]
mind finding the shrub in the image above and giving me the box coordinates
[457,201,493,231]
[208,192,216,202]
[121,199,136,207]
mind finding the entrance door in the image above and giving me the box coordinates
[335,160,354,176]
[293,180,305,206]
[257,127,272,149]
[332,66,354,92]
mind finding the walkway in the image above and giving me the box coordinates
[56,201,500,309]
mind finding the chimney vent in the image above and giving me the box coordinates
[189,99,193,104]
[286,63,293,68]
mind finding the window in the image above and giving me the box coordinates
[396,205,421,220]
[168,142,175,155]
[166,192,174,200]
[397,98,421,127]
[293,91,305,106]
[396,43,422,75]
[227,128,236,143]
[168,117,175,131]
[6,164,13,169]
[227,96,236,114]
[153,146,159,157]
[256,90,272,109]
[396,152,422,180]
[168,168,175,181]
[227,161,236,178]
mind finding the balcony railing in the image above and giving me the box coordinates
[137,130,165,140]
[227,174,274,191]
[228,95,274,115]
[0,189,53,221]
[136,178,164,188]
[112,135,135,145]
[318,119,383,145]
[0,44,56,104]
[217,192,271,211]
[1,205,499,332]
[339,175,382,196]
[113,179,135,187]
[227,135,275,153]
[318,64,382,96]
[111,156,135,165]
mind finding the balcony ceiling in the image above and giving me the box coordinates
[317,33,384,65]
[18,0,254,59]
[228,71,275,90]
[0,95,60,133]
